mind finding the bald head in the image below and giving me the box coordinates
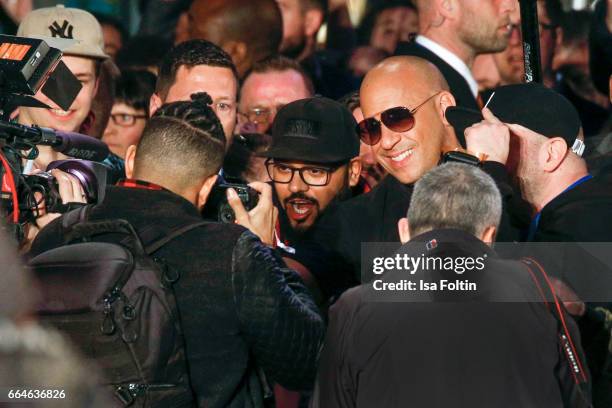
[363,56,450,98]
[188,0,283,76]
[359,56,459,185]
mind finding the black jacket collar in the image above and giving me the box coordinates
[401,228,497,260]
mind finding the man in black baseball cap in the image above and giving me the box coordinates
[448,84,612,403]
[262,97,361,246]
[445,82,606,242]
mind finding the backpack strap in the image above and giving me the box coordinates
[521,257,589,384]
[61,204,92,230]
[145,221,210,255]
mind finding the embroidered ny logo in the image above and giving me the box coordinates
[48,20,74,39]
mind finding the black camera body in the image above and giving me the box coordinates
[15,160,108,219]
[202,182,259,223]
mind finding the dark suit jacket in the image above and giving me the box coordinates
[396,41,479,145]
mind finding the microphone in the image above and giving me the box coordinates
[51,131,109,162]
[0,122,109,161]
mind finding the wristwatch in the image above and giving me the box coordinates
[441,150,482,167]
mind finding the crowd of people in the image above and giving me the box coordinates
[0,0,611,407]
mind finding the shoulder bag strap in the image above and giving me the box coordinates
[522,257,589,385]
[145,220,211,254]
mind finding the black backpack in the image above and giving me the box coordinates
[28,206,207,407]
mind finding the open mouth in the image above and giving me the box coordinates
[286,198,317,222]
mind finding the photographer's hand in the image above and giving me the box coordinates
[464,108,510,165]
[227,182,278,246]
[49,169,88,205]
[21,169,87,253]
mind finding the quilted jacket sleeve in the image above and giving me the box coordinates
[230,230,326,391]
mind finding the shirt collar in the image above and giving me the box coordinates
[415,35,479,97]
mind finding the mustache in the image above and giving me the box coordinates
[284,192,318,206]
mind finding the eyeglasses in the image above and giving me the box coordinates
[238,104,284,128]
[265,160,340,187]
[110,113,147,127]
[356,92,441,146]
[238,106,276,125]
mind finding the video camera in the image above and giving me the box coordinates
[0,35,110,240]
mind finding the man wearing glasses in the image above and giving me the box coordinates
[310,56,526,288]
[238,55,314,135]
[261,97,361,247]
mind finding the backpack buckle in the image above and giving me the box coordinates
[114,385,134,406]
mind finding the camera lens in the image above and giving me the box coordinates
[219,204,235,223]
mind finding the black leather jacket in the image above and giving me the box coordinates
[29,185,325,408]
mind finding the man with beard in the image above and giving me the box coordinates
[396,0,516,124]
[263,97,361,247]
[477,0,565,96]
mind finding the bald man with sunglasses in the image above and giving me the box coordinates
[309,56,528,290]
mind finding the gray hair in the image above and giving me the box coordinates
[407,163,502,237]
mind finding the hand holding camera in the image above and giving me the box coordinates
[227,181,278,246]
[21,168,87,252]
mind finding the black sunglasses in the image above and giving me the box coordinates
[356,92,441,146]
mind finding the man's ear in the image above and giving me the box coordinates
[541,137,567,172]
[196,174,219,210]
[439,91,457,126]
[125,144,137,179]
[438,0,458,20]
[348,157,362,187]
[439,91,460,149]
[304,8,324,38]
[149,93,163,118]
[398,217,411,244]
[480,225,497,245]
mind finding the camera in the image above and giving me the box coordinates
[202,182,259,223]
[0,35,109,240]
[16,160,108,219]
